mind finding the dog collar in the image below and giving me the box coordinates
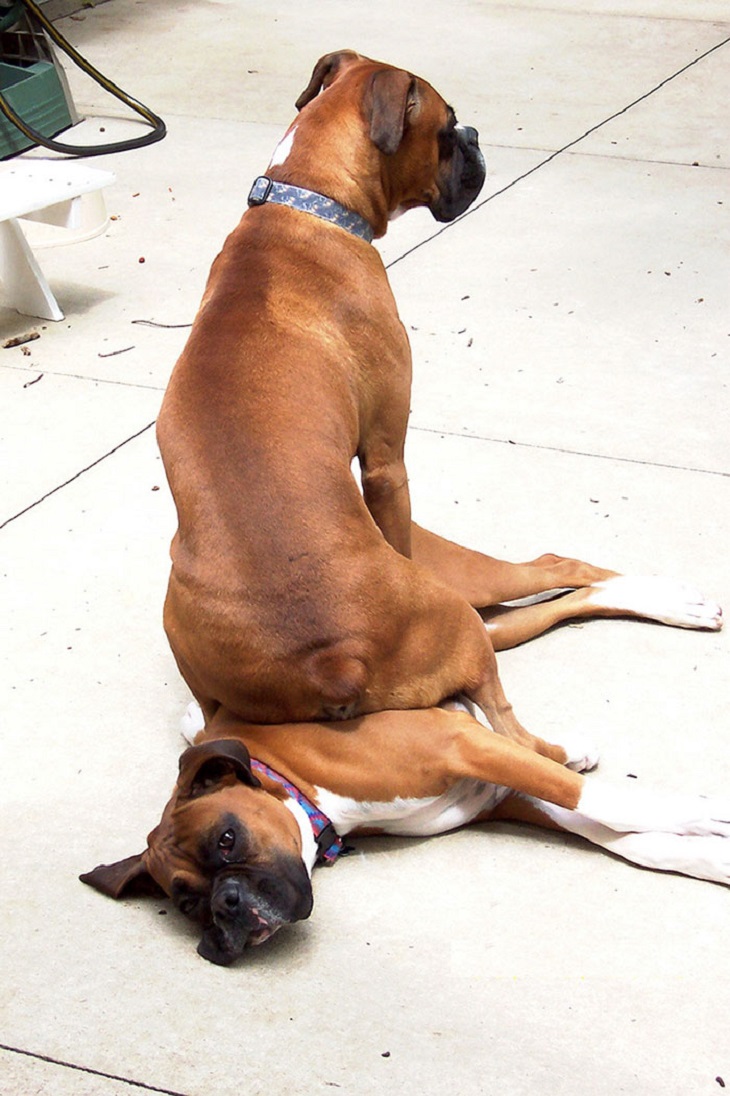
[247,176,374,244]
[249,758,344,864]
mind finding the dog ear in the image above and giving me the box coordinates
[177,738,262,799]
[295,50,361,110]
[368,69,417,156]
[80,853,164,899]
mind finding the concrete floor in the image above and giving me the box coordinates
[1,1,729,1093]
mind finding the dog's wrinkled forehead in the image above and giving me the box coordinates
[295,49,454,147]
[146,788,260,891]
[137,743,262,892]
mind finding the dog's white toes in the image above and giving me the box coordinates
[661,795,730,838]
[698,799,730,839]
[557,733,601,772]
[618,832,730,885]
[180,700,205,744]
[688,835,730,885]
[587,576,723,631]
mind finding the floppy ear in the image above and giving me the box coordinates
[80,853,164,899]
[295,49,361,110]
[177,738,261,799]
[368,68,417,155]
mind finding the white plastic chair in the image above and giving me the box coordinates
[0,159,115,320]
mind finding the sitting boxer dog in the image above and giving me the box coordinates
[81,51,725,964]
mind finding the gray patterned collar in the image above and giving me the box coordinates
[247,176,374,244]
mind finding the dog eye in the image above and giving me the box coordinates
[438,127,457,159]
[218,828,236,852]
[178,895,200,916]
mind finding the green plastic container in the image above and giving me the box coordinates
[0,59,73,159]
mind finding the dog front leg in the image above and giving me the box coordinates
[447,718,586,809]
[360,456,412,556]
[497,786,730,885]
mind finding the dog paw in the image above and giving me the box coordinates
[580,781,730,838]
[180,700,205,744]
[677,795,730,839]
[608,831,730,886]
[556,732,601,772]
[587,576,723,631]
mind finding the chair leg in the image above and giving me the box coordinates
[0,217,64,321]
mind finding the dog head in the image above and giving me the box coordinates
[275,50,486,235]
[80,739,313,966]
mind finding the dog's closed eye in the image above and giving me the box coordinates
[176,891,205,918]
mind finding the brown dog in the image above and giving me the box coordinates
[82,52,724,964]
[151,49,612,756]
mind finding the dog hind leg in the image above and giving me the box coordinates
[410,526,722,649]
[410,524,617,607]
[482,575,722,650]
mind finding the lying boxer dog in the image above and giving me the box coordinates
[82,51,726,964]
[82,685,730,967]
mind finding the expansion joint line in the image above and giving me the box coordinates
[412,425,730,479]
[386,32,730,271]
[0,421,156,531]
[0,1041,190,1096]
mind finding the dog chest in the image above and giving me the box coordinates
[314,778,510,838]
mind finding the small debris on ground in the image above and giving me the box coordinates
[132,319,192,329]
[3,332,40,349]
[98,346,135,358]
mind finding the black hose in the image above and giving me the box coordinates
[0,0,166,157]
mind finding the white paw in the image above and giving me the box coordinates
[607,831,730,886]
[580,781,730,837]
[674,795,730,838]
[538,794,730,885]
[587,575,722,631]
[180,699,205,744]
[556,732,601,772]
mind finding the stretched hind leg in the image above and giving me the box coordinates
[410,524,617,606]
[367,562,574,764]
[410,525,722,650]
[483,575,723,651]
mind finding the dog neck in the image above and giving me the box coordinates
[247,176,375,243]
[250,757,344,868]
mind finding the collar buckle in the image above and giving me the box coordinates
[248,175,274,206]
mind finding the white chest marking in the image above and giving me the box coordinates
[268,126,298,170]
[282,798,318,875]
[314,779,510,839]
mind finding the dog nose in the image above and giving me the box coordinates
[462,125,479,146]
[213,878,243,915]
